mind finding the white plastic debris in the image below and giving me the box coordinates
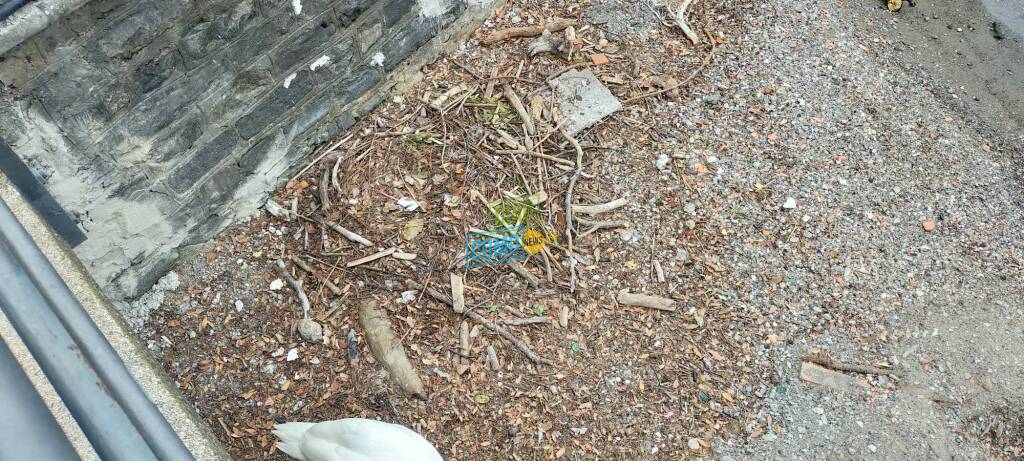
[269,278,285,290]
[309,55,331,71]
[286,348,299,362]
[371,52,386,67]
[783,197,797,209]
[397,197,420,211]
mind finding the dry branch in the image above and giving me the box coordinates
[675,0,700,45]
[500,316,549,326]
[323,221,373,246]
[572,198,628,215]
[503,85,536,135]
[801,355,903,377]
[347,247,396,267]
[290,255,343,296]
[275,259,323,342]
[465,309,552,365]
[509,261,540,287]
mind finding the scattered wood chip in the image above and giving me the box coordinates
[616,290,676,312]
[392,251,418,260]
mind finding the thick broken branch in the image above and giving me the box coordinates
[359,298,426,398]
[616,291,677,312]
[482,19,577,45]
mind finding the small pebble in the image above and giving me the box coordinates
[783,197,797,209]
[922,220,936,232]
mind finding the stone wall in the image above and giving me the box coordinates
[0,0,492,301]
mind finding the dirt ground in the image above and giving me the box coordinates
[137,0,1024,460]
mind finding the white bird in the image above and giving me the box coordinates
[273,418,443,461]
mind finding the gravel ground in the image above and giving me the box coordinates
[133,0,1024,459]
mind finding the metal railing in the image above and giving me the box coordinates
[0,196,195,460]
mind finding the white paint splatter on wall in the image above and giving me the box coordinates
[418,0,445,17]
[309,55,331,71]
[283,73,297,88]
[291,0,302,15]
[371,52,385,67]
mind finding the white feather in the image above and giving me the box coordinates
[273,418,443,461]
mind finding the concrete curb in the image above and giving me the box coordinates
[0,0,91,55]
[0,171,230,461]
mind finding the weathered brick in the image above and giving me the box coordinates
[199,57,274,122]
[381,0,415,27]
[335,0,376,25]
[332,65,381,104]
[0,39,48,93]
[235,69,315,139]
[91,2,181,62]
[285,96,333,141]
[31,0,128,53]
[378,11,461,71]
[214,19,280,70]
[166,129,242,194]
[270,16,341,75]
[355,19,382,54]
[260,0,335,23]
[151,110,207,164]
[32,50,111,121]
[212,0,259,39]
[119,59,224,139]
[132,46,184,94]
[236,133,278,173]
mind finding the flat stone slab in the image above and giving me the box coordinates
[548,69,622,136]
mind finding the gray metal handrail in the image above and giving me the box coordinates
[0,335,82,461]
[0,196,195,461]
